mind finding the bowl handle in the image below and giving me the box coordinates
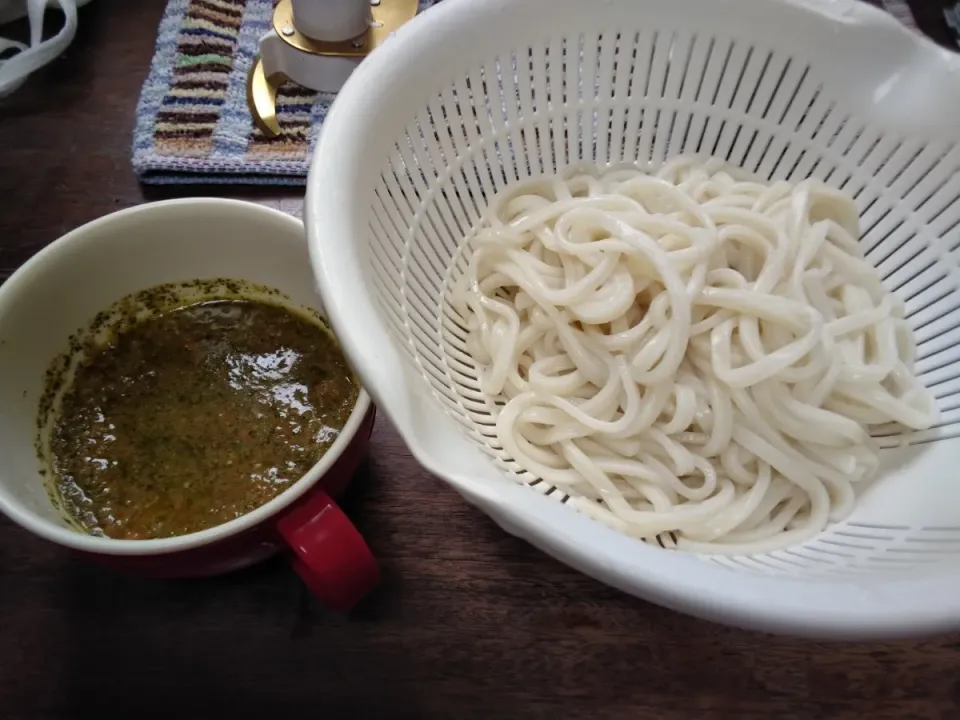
[277,489,380,610]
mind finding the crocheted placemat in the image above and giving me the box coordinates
[131,0,916,186]
[132,0,436,185]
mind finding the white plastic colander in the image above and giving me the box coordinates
[305,0,960,637]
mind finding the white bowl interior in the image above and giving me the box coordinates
[0,199,367,554]
[306,0,960,634]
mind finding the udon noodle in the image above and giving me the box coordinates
[449,157,938,555]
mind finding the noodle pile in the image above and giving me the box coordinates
[449,157,938,555]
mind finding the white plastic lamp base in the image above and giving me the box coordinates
[258,30,362,96]
[265,0,369,92]
[247,0,417,137]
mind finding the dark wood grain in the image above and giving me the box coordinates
[2,2,960,718]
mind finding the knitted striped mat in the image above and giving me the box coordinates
[131,0,918,186]
[132,0,437,185]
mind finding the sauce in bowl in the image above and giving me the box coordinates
[45,294,358,540]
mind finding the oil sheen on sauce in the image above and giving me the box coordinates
[50,299,358,540]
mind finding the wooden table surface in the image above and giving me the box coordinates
[2,2,960,718]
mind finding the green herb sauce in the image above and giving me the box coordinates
[49,299,358,540]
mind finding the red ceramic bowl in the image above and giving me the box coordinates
[0,199,379,611]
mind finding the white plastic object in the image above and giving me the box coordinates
[0,0,94,97]
[291,0,370,42]
[305,0,960,638]
[259,30,362,95]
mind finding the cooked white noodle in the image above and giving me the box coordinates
[449,157,938,555]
